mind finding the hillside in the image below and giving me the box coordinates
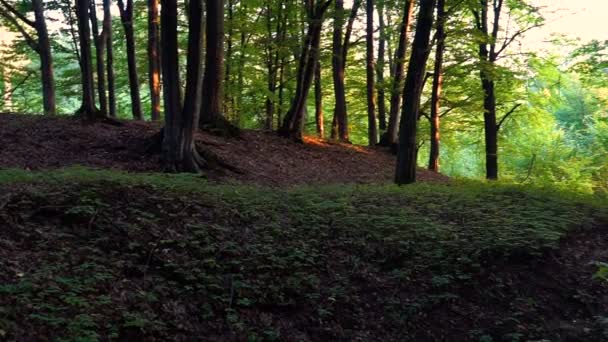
[0,113,447,186]
[0,114,607,341]
[0,170,606,341]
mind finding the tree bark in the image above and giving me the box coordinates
[376,0,387,130]
[118,0,143,120]
[200,0,225,125]
[89,0,107,116]
[148,0,162,121]
[314,59,323,137]
[103,0,116,117]
[395,0,436,185]
[160,0,206,172]
[428,0,445,172]
[32,0,55,116]
[76,0,101,119]
[279,0,331,142]
[382,0,414,146]
[331,0,361,142]
[366,0,377,145]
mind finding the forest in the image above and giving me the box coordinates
[0,0,606,340]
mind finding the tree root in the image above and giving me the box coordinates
[200,116,241,138]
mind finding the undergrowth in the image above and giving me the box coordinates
[0,167,606,341]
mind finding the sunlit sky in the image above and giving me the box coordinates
[525,0,607,45]
[0,1,605,51]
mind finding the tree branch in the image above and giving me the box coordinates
[0,0,35,27]
[497,103,522,131]
[0,4,38,52]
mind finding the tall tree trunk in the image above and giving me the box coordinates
[200,0,226,126]
[395,0,436,185]
[32,0,55,116]
[279,0,331,142]
[366,0,377,146]
[428,0,445,172]
[89,0,107,116]
[76,0,101,119]
[314,59,323,137]
[224,0,234,120]
[331,0,362,142]
[103,0,116,117]
[118,0,143,120]
[376,0,387,130]
[148,0,161,121]
[475,0,499,180]
[382,0,414,146]
[160,0,206,172]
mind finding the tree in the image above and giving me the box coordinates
[89,0,107,116]
[314,60,324,137]
[147,0,161,121]
[0,0,56,115]
[331,0,361,142]
[381,0,414,146]
[117,0,143,120]
[278,0,332,141]
[160,0,206,172]
[75,0,101,119]
[428,0,445,172]
[103,0,116,117]
[395,0,436,185]
[376,0,387,130]
[365,0,377,145]
[472,0,541,179]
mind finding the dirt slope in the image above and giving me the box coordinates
[0,113,448,185]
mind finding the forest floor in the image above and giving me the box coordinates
[0,113,607,341]
[0,113,447,186]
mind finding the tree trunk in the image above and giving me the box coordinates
[366,0,377,146]
[32,0,55,116]
[76,0,101,119]
[89,0,107,116]
[160,0,206,172]
[428,0,445,172]
[200,0,225,125]
[279,0,330,142]
[314,59,323,137]
[475,0,500,180]
[376,0,387,130]
[382,0,414,146]
[148,0,161,121]
[118,0,143,120]
[395,0,436,185]
[331,0,361,142]
[103,0,116,117]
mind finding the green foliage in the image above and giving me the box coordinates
[0,168,606,339]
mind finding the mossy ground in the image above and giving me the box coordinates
[0,168,607,341]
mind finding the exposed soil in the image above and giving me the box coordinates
[0,113,448,186]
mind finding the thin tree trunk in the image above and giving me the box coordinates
[76,0,100,119]
[103,0,116,117]
[314,59,323,137]
[376,0,387,130]
[331,0,361,142]
[366,0,377,145]
[395,0,436,185]
[118,0,143,120]
[32,0,55,115]
[148,0,161,121]
[90,0,107,116]
[383,0,414,146]
[428,0,445,172]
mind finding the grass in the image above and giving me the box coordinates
[0,167,607,341]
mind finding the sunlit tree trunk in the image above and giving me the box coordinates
[148,0,161,121]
